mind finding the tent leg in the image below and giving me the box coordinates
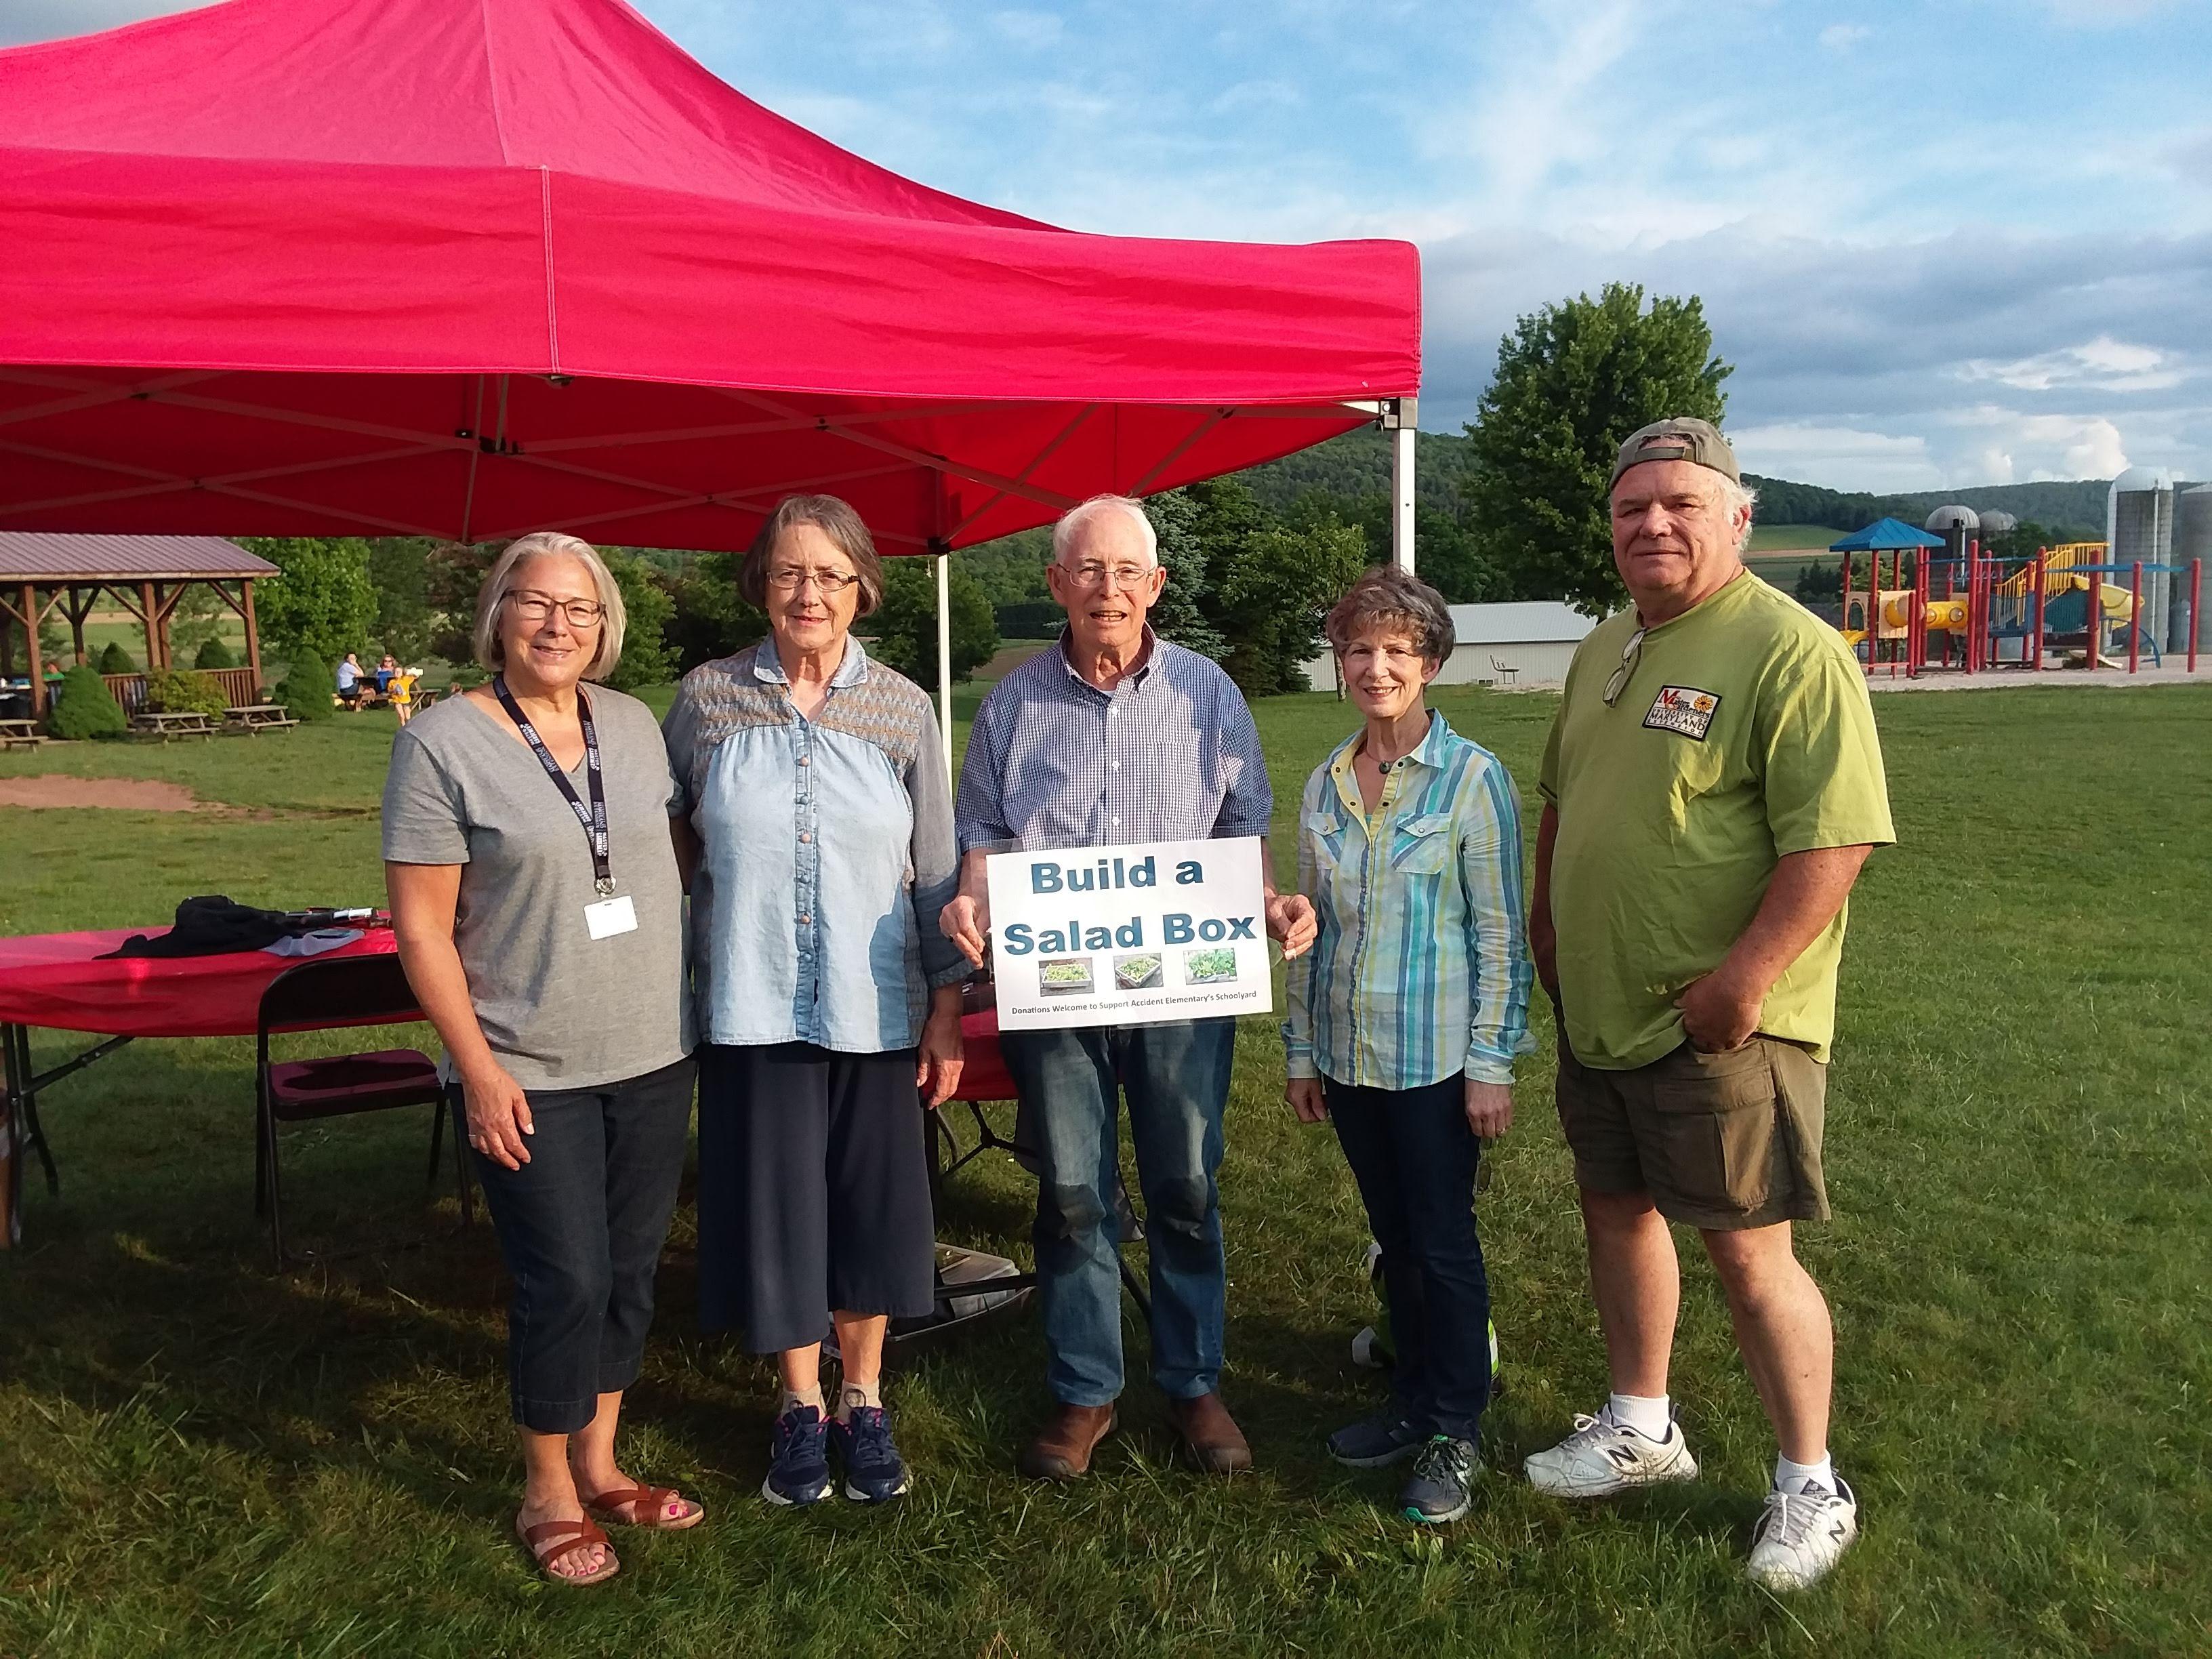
[1387,398,1418,575]
[936,552,954,791]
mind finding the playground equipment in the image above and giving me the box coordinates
[1837,520,2202,680]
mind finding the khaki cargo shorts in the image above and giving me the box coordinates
[1555,1019,1829,1230]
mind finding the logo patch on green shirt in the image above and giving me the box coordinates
[1643,684,1721,741]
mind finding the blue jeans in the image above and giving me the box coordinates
[1325,1071,1492,1443]
[1000,1019,1236,1406]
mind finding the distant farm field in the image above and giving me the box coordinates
[3,682,2209,1657]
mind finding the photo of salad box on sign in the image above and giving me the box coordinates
[987,836,1271,1031]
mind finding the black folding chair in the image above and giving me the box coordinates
[253,952,466,1268]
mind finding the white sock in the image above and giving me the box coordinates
[1774,1450,1835,1495]
[838,1379,882,1420]
[780,1385,824,1418]
[1605,1392,1673,1440]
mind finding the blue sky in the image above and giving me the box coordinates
[14,0,2212,490]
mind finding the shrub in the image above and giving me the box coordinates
[194,636,235,670]
[97,641,134,674]
[143,668,230,718]
[46,664,127,739]
[276,648,334,721]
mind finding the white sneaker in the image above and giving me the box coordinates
[1523,1408,1699,1497]
[1747,1477,1859,1591]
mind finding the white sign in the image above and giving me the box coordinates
[987,836,1272,1031]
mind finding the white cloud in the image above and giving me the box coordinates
[1733,424,1947,491]
[1818,23,1870,51]
[1961,337,2188,393]
[989,9,1063,50]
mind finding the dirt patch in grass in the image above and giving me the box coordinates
[0,775,203,812]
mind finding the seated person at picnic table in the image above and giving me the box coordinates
[373,654,399,697]
[663,493,966,1510]
[335,652,362,708]
[1283,565,1534,1527]
[382,531,702,1587]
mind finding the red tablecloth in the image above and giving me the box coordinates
[0,924,1022,1097]
[0,926,400,1038]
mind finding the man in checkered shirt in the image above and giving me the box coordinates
[943,493,1315,1483]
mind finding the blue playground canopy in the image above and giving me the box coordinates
[1830,517,1946,553]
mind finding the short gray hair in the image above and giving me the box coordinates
[1324,565,1455,665]
[472,532,628,679]
[739,494,886,618]
[1052,494,1158,567]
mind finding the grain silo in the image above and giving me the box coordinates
[2108,468,2175,648]
[1923,506,1979,535]
[2176,483,2212,653]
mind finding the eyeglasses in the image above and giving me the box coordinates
[766,568,861,595]
[508,592,605,627]
[1064,562,1155,590]
[1600,627,1646,707]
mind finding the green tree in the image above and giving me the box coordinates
[1465,283,1731,615]
[600,550,677,692]
[245,537,379,662]
[194,635,235,670]
[661,554,769,672]
[1207,516,1368,695]
[275,647,335,721]
[867,558,999,686]
[46,664,127,739]
[97,641,135,675]
[1143,489,1225,659]
[367,538,438,662]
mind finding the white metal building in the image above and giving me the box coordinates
[1304,600,1601,691]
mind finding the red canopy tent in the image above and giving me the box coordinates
[0,0,1420,565]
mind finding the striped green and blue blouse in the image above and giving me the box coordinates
[1284,711,1535,1090]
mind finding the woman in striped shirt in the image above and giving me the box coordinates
[1284,564,1534,1526]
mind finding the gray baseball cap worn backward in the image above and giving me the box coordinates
[1609,417,1741,489]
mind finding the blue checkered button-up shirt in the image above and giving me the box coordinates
[956,629,1273,854]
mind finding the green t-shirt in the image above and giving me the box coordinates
[1539,571,1894,1069]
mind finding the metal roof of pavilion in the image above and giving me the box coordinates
[0,533,278,583]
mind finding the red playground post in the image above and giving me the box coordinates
[2088,567,2103,670]
[2129,560,2143,674]
[2032,550,2047,671]
[2191,559,2203,674]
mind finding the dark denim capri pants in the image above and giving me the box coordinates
[695,1041,937,1353]
[465,1054,697,1435]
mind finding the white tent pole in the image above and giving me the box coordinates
[1387,396,1418,574]
[936,550,954,790]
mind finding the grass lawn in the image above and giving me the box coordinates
[3,683,2209,1657]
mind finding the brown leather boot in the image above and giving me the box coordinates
[1019,1401,1118,1480]
[1168,1391,1252,1474]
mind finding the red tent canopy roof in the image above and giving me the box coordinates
[0,0,1420,552]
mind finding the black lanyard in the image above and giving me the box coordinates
[493,676,613,895]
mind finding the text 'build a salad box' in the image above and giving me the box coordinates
[986,837,1271,1031]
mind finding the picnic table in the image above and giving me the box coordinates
[131,710,219,741]
[224,703,299,734]
[0,716,45,751]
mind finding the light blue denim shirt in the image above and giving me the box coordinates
[663,636,966,1055]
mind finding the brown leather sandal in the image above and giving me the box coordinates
[581,1481,706,1532]
[516,1512,619,1584]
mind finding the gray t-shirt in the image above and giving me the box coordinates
[380,687,690,1090]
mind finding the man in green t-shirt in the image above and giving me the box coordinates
[1523,418,1894,1593]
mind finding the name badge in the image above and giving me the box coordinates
[583,894,638,940]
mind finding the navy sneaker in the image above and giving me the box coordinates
[762,1405,832,1507]
[830,1404,911,1502]
[1326,1408,1427,1469]
[1399,1435,1479,1524]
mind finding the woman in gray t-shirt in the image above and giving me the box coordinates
[382,533,700,1587]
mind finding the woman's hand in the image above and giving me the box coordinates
[1463,1079,1513,1141]
[1286,1076,1328,1124]
[939,895,988,969]
[461,1061,534,1169]
[917,1002,964,1108]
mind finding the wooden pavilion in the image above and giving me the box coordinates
[0,533,278,716]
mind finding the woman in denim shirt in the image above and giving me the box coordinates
[664,495,967,1509]
[1283,565,1534,1527]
